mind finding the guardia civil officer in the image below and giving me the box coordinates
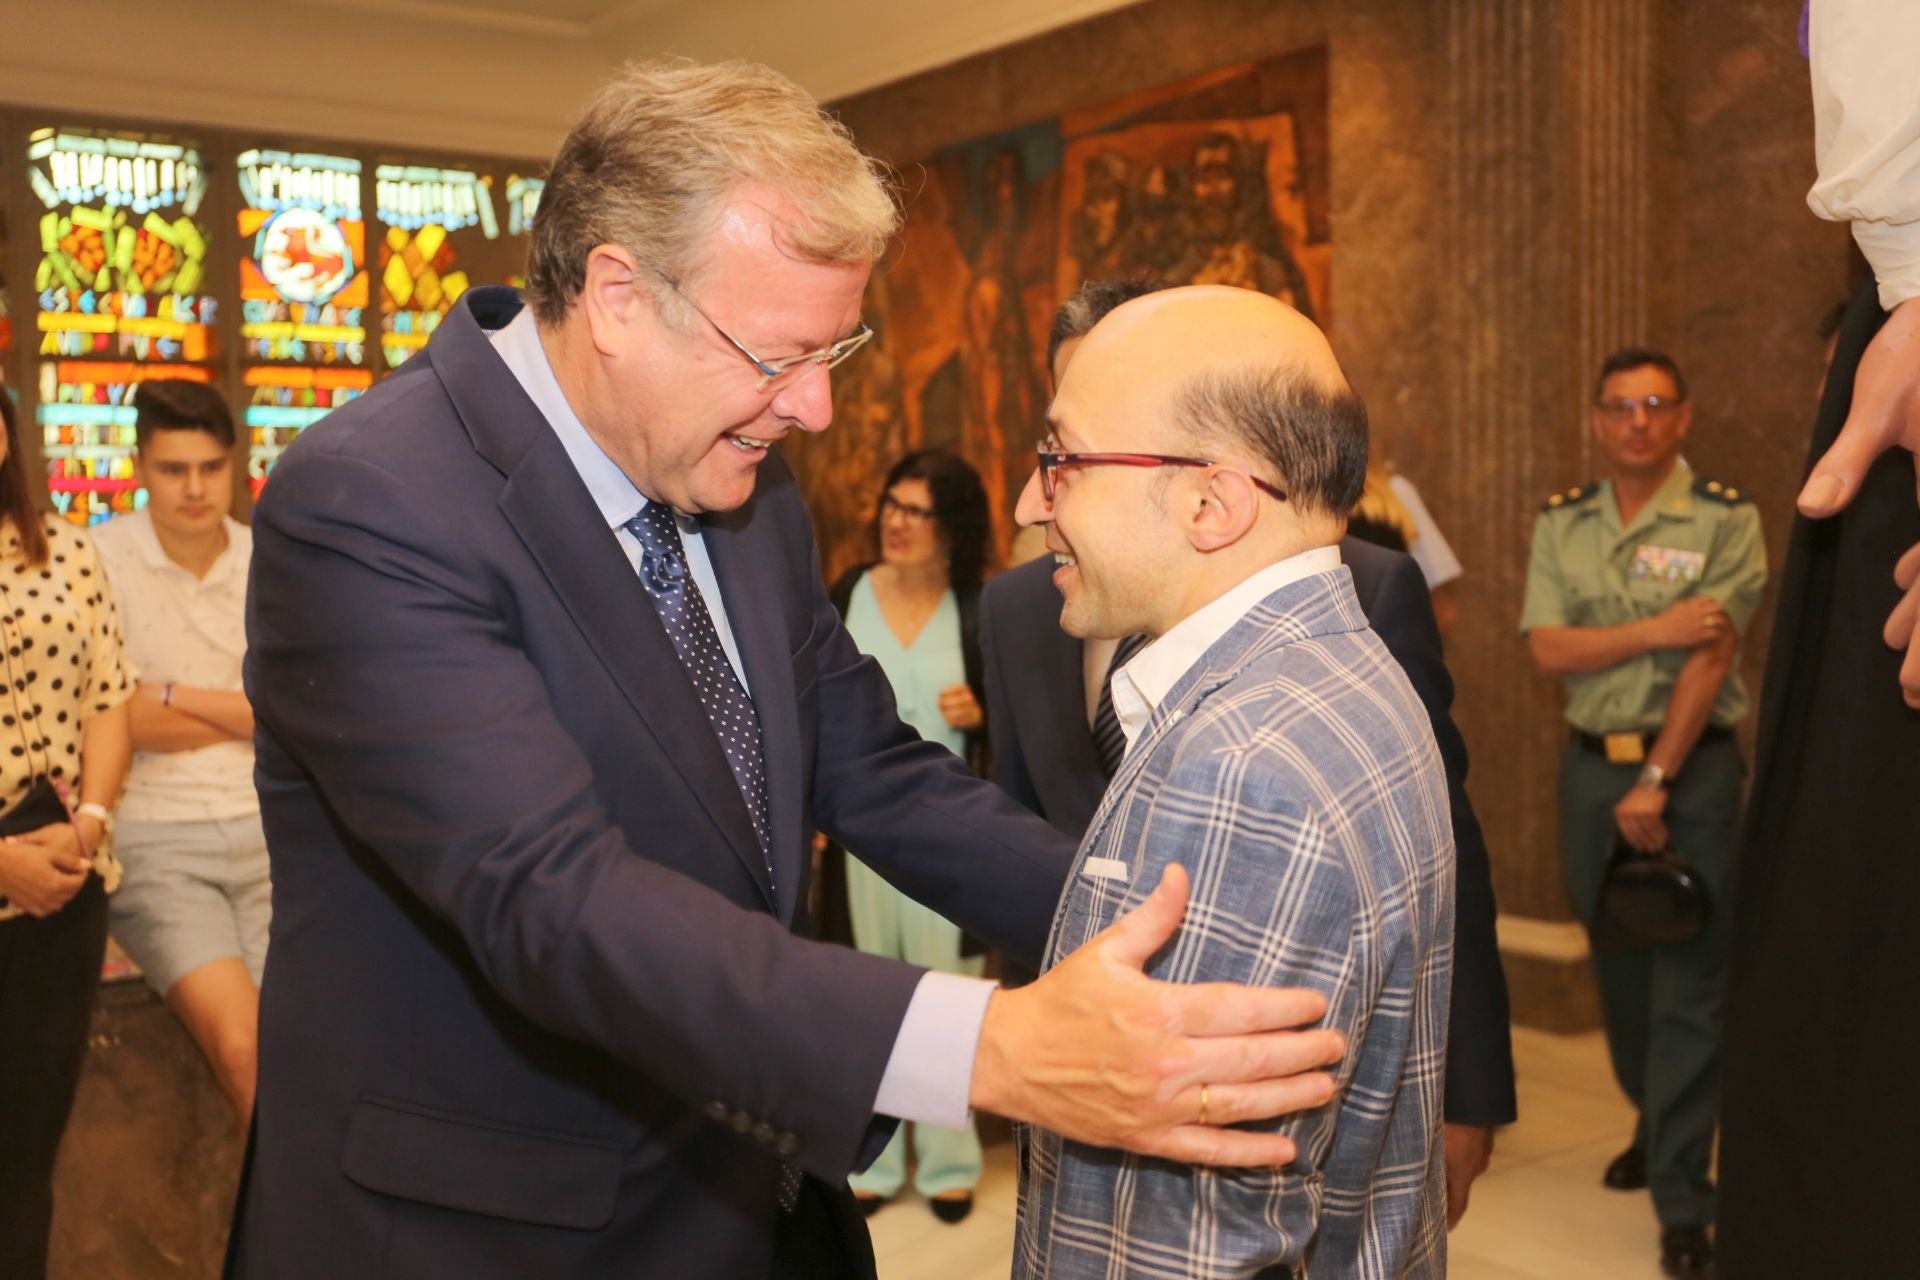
[1519,347,1766,1280]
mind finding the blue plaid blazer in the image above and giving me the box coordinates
[1014,568,1455,1280]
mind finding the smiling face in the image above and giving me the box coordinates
[878,476,947,573]
[1016,285,1351,640]
[136,428,233,540]
[574,185,871,514]
[1016,340,1190,640]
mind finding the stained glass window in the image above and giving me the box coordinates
[506,174,543,238]
[375,164,500,369]
[28,127,217,523]
[237,149,374,491]
[504,174,544,289]
[1,148,12,393]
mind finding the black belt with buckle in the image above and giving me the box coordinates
[1572,724,1733,760]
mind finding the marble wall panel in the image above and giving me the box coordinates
[828,0,1851,1027]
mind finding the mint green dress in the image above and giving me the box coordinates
[842,572,984,1199]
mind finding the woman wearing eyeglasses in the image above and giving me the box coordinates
[820,448,991,1224]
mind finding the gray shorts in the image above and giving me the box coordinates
[108,812,272,995]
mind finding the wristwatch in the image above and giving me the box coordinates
[75,802,116,836]
[1636,763,1671,791]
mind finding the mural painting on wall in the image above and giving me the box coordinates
[790,46,1330,587]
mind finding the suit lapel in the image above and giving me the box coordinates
[435,291,777,912]
[1022,580,1109,827]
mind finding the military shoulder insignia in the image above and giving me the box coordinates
[1692,476,1751,504]
[1543,481,1601,512]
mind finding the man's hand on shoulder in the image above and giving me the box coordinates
[968,864,1344,1167]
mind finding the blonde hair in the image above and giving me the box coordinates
[1351,463,1419,546]
[524,58,900,325]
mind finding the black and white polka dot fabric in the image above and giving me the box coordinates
[625,504,774,887]
[0,514,136,922]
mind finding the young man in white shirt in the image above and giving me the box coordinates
[92,380,263,1122]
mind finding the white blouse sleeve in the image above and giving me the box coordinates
[1807,0,1920,309]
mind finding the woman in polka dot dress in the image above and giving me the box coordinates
[0,391,135,1278]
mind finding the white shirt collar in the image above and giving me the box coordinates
[489,306,650,532]
[1109,544,1343,753]
[117,508,247,585]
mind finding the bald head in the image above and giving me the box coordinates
[1051,284,1367,518]
[1070,284,1347,395]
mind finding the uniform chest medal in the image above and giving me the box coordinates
[1631,544,1706,586]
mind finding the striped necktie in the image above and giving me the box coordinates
[1091,633,1150,778]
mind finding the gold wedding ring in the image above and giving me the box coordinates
[1199,1084,1210,1127]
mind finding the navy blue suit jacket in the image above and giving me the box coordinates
[231,289,1074,1278]
[980,542,1517,1127]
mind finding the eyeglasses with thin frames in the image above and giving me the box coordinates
[653,270,873,393]
[879,493,937,525]
[1034,440,1289,504]
[1593,395,1686,423]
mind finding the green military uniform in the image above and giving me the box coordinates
[1520,461,1766,1231]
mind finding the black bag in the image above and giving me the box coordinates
[1591,836,1711,951]
[0,776,73,839]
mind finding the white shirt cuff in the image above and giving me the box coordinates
[871,970,997,1130]
[1854,219,1920,312]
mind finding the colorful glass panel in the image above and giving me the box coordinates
[504,174,544,288]
[1,154,12,391]
[28,127,218,523]
[237,149,373,491]
[375,164,500,369]
[506,174,543,238]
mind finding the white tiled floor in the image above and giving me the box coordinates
[874,1027,1677,1279]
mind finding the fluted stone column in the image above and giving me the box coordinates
[1436,0,1665,1027]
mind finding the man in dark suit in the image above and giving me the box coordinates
[982,279,1517,1228]
[232,63,1347,1280]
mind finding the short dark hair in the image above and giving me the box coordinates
[872,449,992,593]
[1048,277,1167,371]
[132,380,236,450]
[1175,366,1370,519]
[1593,346,1688,402]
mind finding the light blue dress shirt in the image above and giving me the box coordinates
[487,307,991,1132]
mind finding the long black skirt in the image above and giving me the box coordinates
[1718,277,1920,1273]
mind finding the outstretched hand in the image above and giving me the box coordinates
[1797,296,1920,708]
[969,864,1344,1167]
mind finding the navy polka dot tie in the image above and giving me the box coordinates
[626,503,774,888]
[627,504,802,1211]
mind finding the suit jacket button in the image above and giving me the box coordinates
[776,1132,800,1157]
[706,1101,730,1123]
[731,1111,754,1134]
[751,1121,776,1146]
